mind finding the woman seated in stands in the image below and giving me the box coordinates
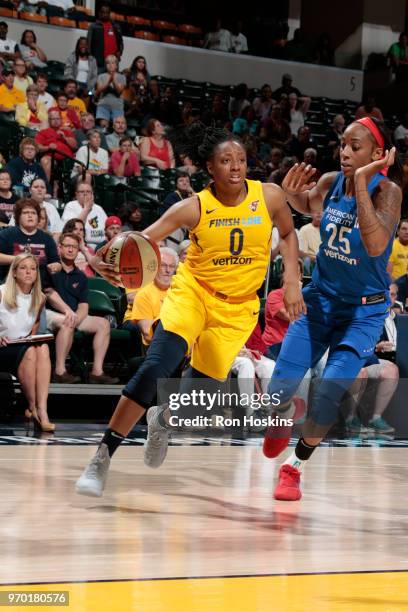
[139,119,175,170]
[128,55,151,90]
[118,201,143,232]
[0,253,54,432]
[73,129,109,184]
[18,30,47,71]
[110,136,141,178]
[15,85,48,132]
[64,37,98,96]
[287,92,311,136]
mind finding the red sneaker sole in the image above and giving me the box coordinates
[274,486,302,501]
[263,436,290,458]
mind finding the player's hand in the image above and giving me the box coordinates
[87,251,121,286]
[47,262,62,275]
[283,282,307,322]
[355,148,396,185]
[282,163,317,195]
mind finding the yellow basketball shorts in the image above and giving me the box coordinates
[160,265,260,380]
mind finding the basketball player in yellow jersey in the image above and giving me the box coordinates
[76,123,306,497]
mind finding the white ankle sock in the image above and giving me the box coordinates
[282,452,304,472]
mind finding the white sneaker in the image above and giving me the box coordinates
[75,443,111,497]
[144,405,170,469]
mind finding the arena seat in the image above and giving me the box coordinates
[19,12,47,23]
[128,15,151,27]
[134,31,159,41]
[152,20,178,33]
[88,278,127,325]
[49,16,76,28]
[0,7,17,18]
[162,35,187,46]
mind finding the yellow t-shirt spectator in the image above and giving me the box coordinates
[131,282,168,344]
[68,97,86,117]
[389,238,408,280]
[0,84,25,111]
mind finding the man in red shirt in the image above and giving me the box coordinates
[35,109,77,181]
[87,3,123,72]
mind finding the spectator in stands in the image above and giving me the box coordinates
[232,106,258,136]
[109,136,141,178]
[355,96,383,121]
[0,170,17,221]
[35,74,56,111]
[95,55,126,128]
[228,83,251,121]
[15,84,48,131]
[177,239,190,263]
[9,178,62,236]
[394,112,408,153]
[270,23,289,59]
[314,32,335,66]
[0,22,19,64]
[177,152,198,175]
[203,17,232,52]
[201,92,229,128]
[13,58,33,95]
[46,232,119,384]
[0,68,24,113]
[74,112,108,150]
[231,332,275,423]
[396,262,408,310]
[388,218,408,280]
[119,201,142,232]
[265,147,283,174]
[36,109,77,182]
[388,32,408,83]
[268,156,296,187]
[87,3,123,73]
[252,84,276,123]
[140,119,175,170]
[131,246,178,345]
[73,129,109,183]
[62,181,107,249]
[288,125,314,162]
[159,171,193,216]
[64,79,87,117]
[51,91,80,130]
[303,148,321,180]
[105,115,127,152]
[95,215,122,252]
[325,114,345,153]
[263,104,291,148]
[288,92,310,136]
[128,55,151,89]
[64,38,98,95]
[231,20,248,54]
[61,218,94,277]
[5,137,48,192]
[38,207,49,232]
[18,30,47,70]
[0,198,61,285]
[298,210,322,275]
[262,259,304,359]
[0,253,54,432]
[28,178,62,236]
[285,28,313,63]
[152,85,181,128]
[273,73,301,101]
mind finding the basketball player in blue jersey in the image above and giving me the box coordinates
[263,116,403,501]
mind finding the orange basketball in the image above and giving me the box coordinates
[103,232,161,289]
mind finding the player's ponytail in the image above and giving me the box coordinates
[179,122,242,171]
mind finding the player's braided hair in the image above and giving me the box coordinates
[179,122,243,172]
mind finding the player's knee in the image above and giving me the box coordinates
[381,361,399,380]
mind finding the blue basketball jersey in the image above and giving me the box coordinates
[312,171,394,303]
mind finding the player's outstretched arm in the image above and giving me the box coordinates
[263,183,307,321]
[142,196,201,243]
[281,164,336,215]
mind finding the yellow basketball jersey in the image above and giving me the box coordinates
[183,179,272,297]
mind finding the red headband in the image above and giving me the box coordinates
[356,117,388,176]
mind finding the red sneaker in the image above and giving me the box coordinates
[263,397,306,459]
[274,464,302,501]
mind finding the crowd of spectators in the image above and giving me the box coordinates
[0,11,407,435]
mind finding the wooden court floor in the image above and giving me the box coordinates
[0,444,407,611]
